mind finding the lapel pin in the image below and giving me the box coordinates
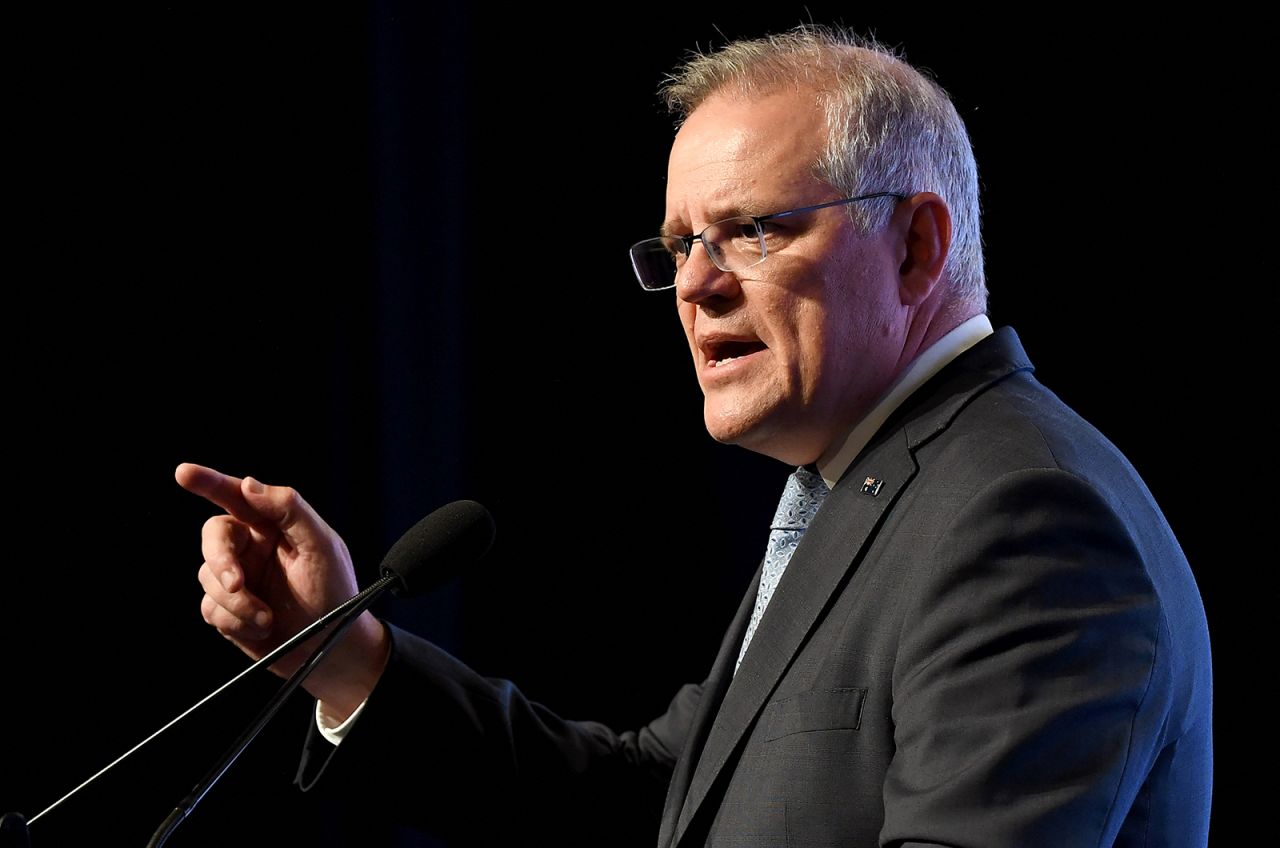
[861,476,883,497]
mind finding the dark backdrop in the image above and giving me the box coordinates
[2,4,1267,846]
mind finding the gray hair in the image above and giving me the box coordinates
[661,26,986,308]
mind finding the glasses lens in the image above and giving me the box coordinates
[703,217,764,273]
[629,218,765,292]
[629,237,684,291]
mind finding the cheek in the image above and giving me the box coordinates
[824,272,894,350]
[790,300,834,369]
[796,299,872,397]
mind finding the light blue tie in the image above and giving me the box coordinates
[735,466,830,675]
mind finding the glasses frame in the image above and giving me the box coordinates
[629,191,908,291]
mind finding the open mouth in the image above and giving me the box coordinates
[705,338,768,367]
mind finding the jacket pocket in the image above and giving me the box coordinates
[760,687,867,742]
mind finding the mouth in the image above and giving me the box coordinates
[701,337,768,368]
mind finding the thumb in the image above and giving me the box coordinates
[240,475,332,550]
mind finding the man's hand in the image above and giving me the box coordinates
[176,462,389,721]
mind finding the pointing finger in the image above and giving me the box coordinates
[177,462,277,536]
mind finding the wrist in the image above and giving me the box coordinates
[305,612,391,723]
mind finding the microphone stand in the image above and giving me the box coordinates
[3,580,392,848]
[145,571,399,848]
[14,498,491,845]
[19,575,387,836]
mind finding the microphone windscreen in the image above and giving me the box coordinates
[378,500,495,597]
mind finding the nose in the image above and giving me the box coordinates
[676,241,742,305]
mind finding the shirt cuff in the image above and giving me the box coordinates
[315,697,369,746]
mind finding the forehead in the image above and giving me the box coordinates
[664,90,830,227]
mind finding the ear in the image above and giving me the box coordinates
[891,192,952,307]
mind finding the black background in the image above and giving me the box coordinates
[1,4,1268,846]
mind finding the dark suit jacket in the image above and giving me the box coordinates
[298,327,1212,847]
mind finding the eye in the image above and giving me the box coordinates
[663,236,689,265]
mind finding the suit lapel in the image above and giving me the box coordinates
[663,327,1035,848]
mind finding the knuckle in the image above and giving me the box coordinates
[201,518,244,562]
[200,594,217,624]
[207,603,251,638]
[198,561,230,597]
[277,486,303,521]
[211,552,240,573]
[201,514,233,535]
[226,589,254,617]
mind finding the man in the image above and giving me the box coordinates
[180,27,1212,847]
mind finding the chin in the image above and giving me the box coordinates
[703,408,786,462]
[703,401,762,446]
[703,404,823,465]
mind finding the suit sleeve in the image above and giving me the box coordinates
[881,467,1168,848]
[295,623,700,845]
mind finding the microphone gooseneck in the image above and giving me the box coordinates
[146,570,400,848]
[25,573,382,828]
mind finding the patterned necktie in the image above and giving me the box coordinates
[735,466,830,675]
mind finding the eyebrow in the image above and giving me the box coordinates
[659,201,772,238]
[659,220,685,239]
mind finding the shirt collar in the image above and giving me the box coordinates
[816,314,994,489]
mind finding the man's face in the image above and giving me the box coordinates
[667,90,911,465]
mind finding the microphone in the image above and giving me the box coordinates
[10,500,494,847]
[145,498,495,847]
[380,499,496,597]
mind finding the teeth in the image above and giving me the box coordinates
[711,356,739,367]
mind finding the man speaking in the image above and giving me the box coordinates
[180,26,1212,847]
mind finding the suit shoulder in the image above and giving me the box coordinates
[900,369,1209,690]
[914,369,1156,502]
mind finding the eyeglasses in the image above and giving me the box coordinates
[628,192,906,291]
